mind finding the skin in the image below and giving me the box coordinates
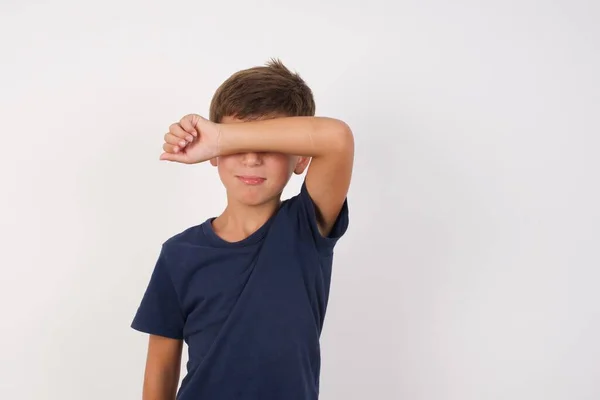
[141,335,182,400]
[142,113,354,399]
[207,116,311,241]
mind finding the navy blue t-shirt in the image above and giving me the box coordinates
[131,181,349,400]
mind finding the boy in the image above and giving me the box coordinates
[131,59,354,400]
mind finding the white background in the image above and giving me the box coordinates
[1,0,599,399]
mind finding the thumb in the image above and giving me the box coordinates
[159,152,190,163]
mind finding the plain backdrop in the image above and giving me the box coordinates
[1,0,599,399]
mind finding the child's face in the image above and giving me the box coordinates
[212,116,308,206]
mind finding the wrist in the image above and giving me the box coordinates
[215,122,235,156]
[215,123,224,157]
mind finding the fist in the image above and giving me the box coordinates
[160,114,221,164]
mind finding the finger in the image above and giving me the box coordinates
[163,143,180,153]
[169,123,194,142]
[179,116,197,137]
[160,152,191,164]
[164,132,189,148]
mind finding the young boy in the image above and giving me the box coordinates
[131,59,354,400]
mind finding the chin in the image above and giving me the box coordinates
[230,188,281,207]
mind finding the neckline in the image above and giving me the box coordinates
[201,211,278,248]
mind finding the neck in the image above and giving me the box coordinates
[212,195,281,241]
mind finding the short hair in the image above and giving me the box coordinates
[209,58,316,123]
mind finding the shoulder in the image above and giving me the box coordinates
[275,181,349,253]
[162,222,208,248]
[155,222,214,271]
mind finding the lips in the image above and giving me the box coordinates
[237,176,266,185]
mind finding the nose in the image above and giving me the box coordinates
[241,152,263,166]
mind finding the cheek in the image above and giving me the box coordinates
[216,156,236,170]
[216,158,238,181]
[265,156,295,177]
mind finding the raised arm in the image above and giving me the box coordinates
[218,116,354,236]
[160,115,354,237]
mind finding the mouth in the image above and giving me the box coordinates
[236,175,266,185]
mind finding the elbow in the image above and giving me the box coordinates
[313,117,354,157]
[334,121,354,155]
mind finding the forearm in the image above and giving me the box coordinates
[217,116,352,157]
[142,367,179,400]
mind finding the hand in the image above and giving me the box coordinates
[160,114,221,164]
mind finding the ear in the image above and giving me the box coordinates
[210,157,218,167]
[293,156,311,175]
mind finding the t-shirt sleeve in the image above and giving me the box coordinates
[131,246,185,339]
[290,179,350,254]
